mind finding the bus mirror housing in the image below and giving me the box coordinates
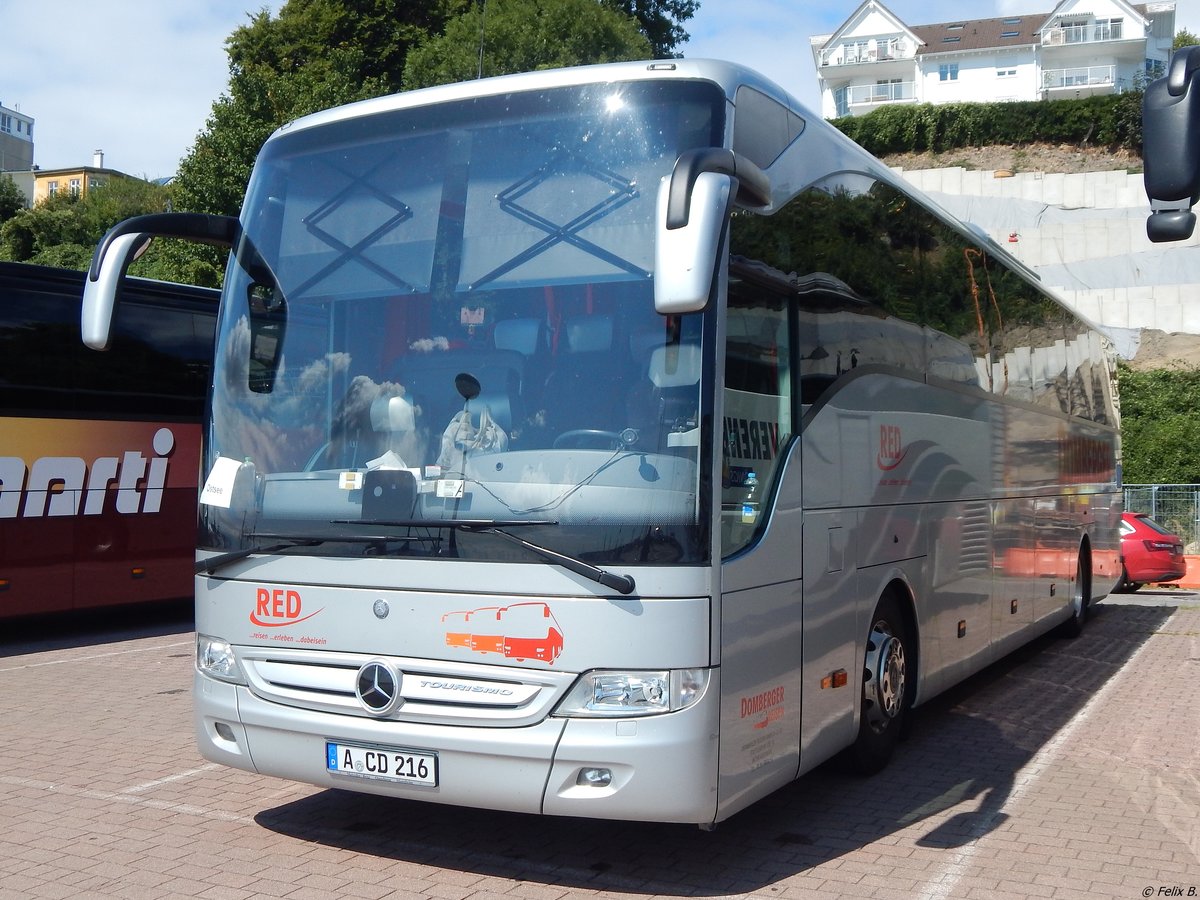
[655,148,771,315]
[655,171,733,314]
[82,231,151,350]
[1144,45,1200,243]
[82,213,239,350]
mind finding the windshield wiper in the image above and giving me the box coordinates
[335,518,636,595]
[197,530,435,575]
[201,520,636,595]
[461,525,636,596]
[195,536,324,576]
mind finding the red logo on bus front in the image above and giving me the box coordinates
[250,587,324,627]
[876,424,906,471]
[442,602,564,664]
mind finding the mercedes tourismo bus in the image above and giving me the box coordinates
[80,60,1121,827]
[0,261,216,618]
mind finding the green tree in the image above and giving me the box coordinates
[0,178,169,268]
[601,0,698,58]
[1118,364,1200,483]
[404,0,651,88]
[0,175,26,223]
[1174,28,1198,51]
[225,0,463,93]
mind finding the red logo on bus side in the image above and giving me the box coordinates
[876,424,907,471]
[250,587,324,627]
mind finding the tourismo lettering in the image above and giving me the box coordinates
[723,417,780,461]
[0,427,175,519]
[250,587,324,627]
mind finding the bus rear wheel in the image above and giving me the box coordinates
[847,593,913,775]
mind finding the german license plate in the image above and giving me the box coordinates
[326,741,438,786]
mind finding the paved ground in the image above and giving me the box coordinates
[0,591,1197,900]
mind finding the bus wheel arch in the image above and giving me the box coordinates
[846,581,917,775]
[1056,536,1092,639]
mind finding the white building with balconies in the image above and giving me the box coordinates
[811,0,1177,119]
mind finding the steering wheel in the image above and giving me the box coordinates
[552,429,634,450]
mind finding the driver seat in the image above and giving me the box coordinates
[541,314,624,436]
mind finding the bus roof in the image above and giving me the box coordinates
[269,58,808,144]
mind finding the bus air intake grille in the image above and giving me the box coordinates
[236,647,573,727]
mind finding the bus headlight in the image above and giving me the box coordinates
[196,635,245,684]
[555,668,709,717]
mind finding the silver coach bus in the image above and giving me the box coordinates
[82,59,1120,828]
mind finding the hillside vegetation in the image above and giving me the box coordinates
[833,93,1143,158]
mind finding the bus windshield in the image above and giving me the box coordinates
[203,80,725,566]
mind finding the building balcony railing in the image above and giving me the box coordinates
[847,82,916,105]
[819,44,912,67]
[835,81,916,115]
[1042,22,1125,46]
[1042,65,1121,91]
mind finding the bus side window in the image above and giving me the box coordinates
[721,278,792,557]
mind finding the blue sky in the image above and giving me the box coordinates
[2,0,1196,180]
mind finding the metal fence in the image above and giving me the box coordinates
[1123,484,1200,551]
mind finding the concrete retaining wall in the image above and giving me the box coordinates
[895,165,1200,341]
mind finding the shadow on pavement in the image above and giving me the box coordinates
[0,597,193,657]
[255,599,1176,894]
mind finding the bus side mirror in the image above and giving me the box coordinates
[82,212,239,350]
[82,231,151,350]
[1144,45,1200,243]
[654,171,733,314]
[654,148,771,315]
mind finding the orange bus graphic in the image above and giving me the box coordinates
[442,602,564,664]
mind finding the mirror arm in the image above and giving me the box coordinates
[88,213,240,282]
[665,148,770,229]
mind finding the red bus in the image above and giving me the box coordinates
[0,261,216,618]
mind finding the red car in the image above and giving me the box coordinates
[1115,511,1187,592]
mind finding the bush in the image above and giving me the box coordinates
[1118,364,1200,484]
[833,93,1143,157]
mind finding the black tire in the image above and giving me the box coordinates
[847,592,913,775]
[1056,549,1090,638]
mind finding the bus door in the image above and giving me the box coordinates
[715,270,805,815]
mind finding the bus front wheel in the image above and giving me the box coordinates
[1055,547,1090,638]
[848,592,913,775]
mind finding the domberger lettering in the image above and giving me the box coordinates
[740,685,785,718]
[0,427,175,519]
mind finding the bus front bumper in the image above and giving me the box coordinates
[195,672,720,824]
